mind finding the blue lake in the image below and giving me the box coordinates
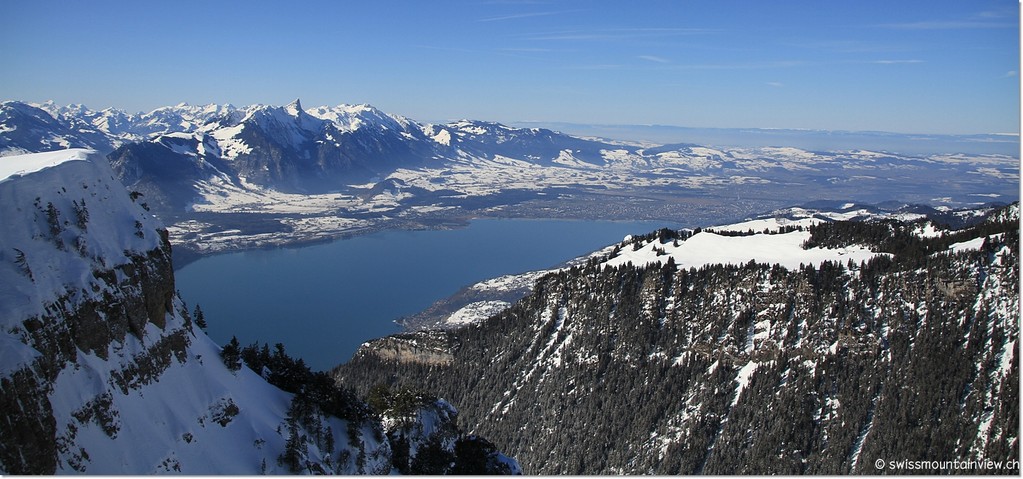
[175,218,665,370]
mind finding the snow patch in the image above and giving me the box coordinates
[444,300,511,326]
[731,361,759,407]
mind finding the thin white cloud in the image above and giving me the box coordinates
[412,44,481,54]
[479,11,565,22]
[871,59,924,64]
[877,20,1014,30]
[479,0,550,4]
[501,47,560,53]
[766,82,784,88]
[652,59,925,72]
[1004,71,1018,78]
[666,60,807,71]
[638,55,671,64]
[566,63,625,71]
[521,27,717,42]
[976,9,1010,19]
[788,39,912,54]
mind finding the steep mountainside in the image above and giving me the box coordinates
[0,149,518,474]
[337,206,1020,474]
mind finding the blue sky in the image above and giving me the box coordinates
[1,0,1018,134]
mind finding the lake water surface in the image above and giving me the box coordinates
[175,218,665,370]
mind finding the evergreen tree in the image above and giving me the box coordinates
[279,422,308,474]
[410,435,454,474]
[453,435,501,474]
[221,336,241,372]
[72,199,89,231]
[193,305,207,331]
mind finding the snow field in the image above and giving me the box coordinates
[604,229,881,271]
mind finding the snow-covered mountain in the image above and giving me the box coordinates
[200,99,439,191]
[435,119,610,166]
[1,100,1018,260]
[101,100,624,198]
[0,149,519,474]
[0,102,115,155]
[33,101,239,144]
[338,203,1020,474]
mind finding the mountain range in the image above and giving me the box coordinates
[1,100,1018,263]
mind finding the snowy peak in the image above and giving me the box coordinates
[100,100,447,196]
[91,108,133,135]
[133,103,238,137]
[241,101,320,131]
[1,101,244,154]
[446,119,548,144]
[284,98,303,116]
[306,103,407,133]
[0,101,114,155]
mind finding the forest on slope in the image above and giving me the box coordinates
[337,206,1020,474]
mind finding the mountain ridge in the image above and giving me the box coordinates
[2,100,1018,264]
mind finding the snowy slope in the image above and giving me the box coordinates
[0,149,163,331]
[603,229,879,270]
[0,150,389,474]
[0,148,99,183]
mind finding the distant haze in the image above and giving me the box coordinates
[515,122,1021,157]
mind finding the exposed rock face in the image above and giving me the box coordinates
[352,332,456,367]
[4,249,183,470]
[0,367,56,473]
